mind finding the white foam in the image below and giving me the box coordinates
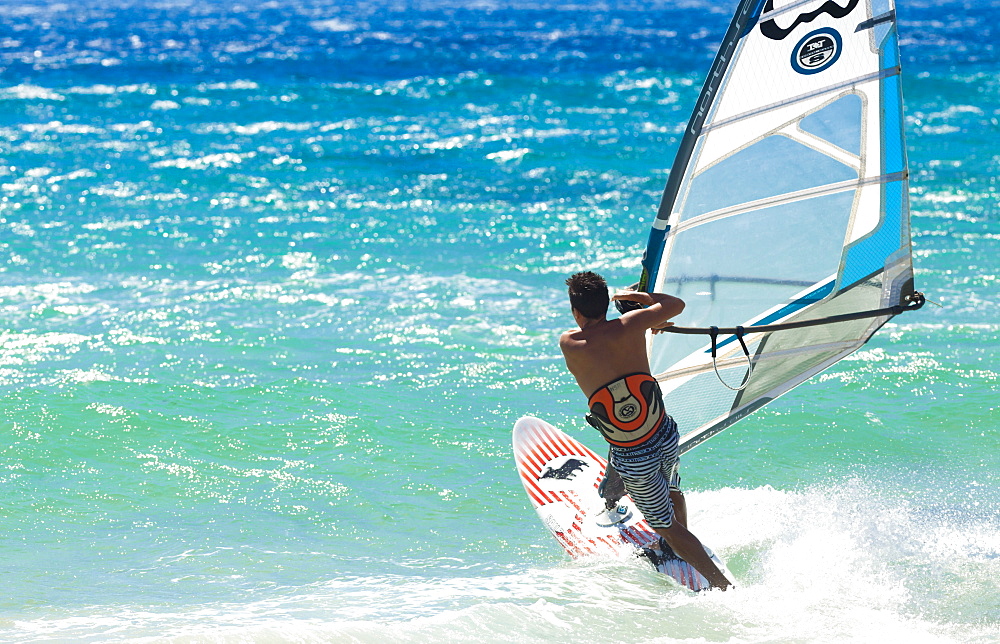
[4,483,994,642]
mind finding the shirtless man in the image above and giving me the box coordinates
[559,271,732,590]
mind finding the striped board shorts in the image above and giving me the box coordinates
[608,414,681,529]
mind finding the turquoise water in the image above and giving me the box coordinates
[1,1,997,641]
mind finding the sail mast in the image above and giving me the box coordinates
[639,0,768,292]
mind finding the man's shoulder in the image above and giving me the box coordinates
[559,329,579,348]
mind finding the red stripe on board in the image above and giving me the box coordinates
[517,418,603,466]
[573,536,600,558]
[687,564,703,591]
[552,530,575,555]
[516,459,548,490]
[550,498,593,557]
[564,536,585,559]
[550,429,599,470]
[630,520,656,540]
[513,452,539,481]
[670,561,683,588]
[623,526,657,547]
[520,435,561,476]
[559,500,606,558]
[619,529,643,548]
[519,475,563,510]
[537,421,563,443]
[527,426,565,464]
[520,422,552,452]
[516,447,553,489]
[514,441,546,475]
[519,422,607,504]
[535,424,578,464]
[679,563,691,590]
[559,427,604,463]
[575,436,606,463]
[557,490,588,520]
[515,459,549,492]
[596,535,629,556]
[548,427,583,458]
[518,472,558,507]
[521,484,548,508]
[515,424,552,455]
[560,528,592,559]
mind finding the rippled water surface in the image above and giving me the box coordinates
[1,1,997,642]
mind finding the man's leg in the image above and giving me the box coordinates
[654,522,732,590]
[620,478,728,589]
[599,460,627,509]
[662,481,728,590]
[612,422,729,590]
[669,489,687,527]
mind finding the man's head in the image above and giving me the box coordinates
[566,271,609,320]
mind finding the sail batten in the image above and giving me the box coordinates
[636,0,919,454]
[670,171,905,235]
[701,67,900,135]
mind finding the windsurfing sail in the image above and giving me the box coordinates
[633,0,922,453]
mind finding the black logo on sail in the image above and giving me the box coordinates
[760,0,860,41]
[791,28,842,75]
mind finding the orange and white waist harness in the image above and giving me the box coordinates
[586,372,665,448]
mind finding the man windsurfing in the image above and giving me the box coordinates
[559,271,732,590]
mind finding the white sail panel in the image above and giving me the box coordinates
[637,0,917,453]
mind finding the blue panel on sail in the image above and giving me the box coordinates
[839,26,907,290]
[840,180,904,288]
[667,191,855,290]
[799,95,863,156]
[880,23,900,64]
[881,33,906,176]
[650,191,855,375]
[682,135,858,219]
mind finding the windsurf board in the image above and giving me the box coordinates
[512,415,732,592]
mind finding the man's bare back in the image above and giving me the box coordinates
[560,290,684,397]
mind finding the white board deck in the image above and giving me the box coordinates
[512,415,731,592]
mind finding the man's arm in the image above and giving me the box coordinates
[612,291,684,332]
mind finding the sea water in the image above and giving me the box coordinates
[0,0,996,641]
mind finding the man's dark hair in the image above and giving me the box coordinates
[566,271,609,320]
